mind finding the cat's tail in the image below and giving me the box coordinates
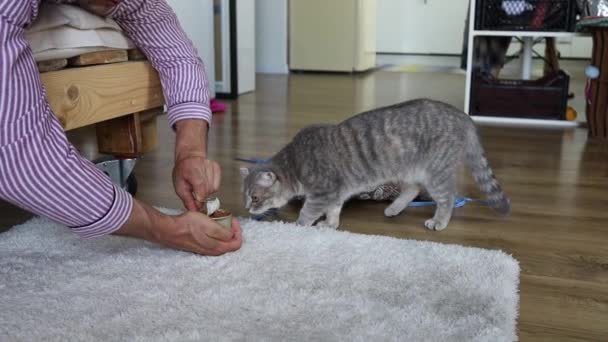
[465,129,511,215]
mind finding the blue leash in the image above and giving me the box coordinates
[236,157,487,220]
[407,196,486,208]
[235,157,269,165]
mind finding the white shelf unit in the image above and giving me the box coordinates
[463,0,587,128]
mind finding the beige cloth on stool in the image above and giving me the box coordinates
[26,2,134,62]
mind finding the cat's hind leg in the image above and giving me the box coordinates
[384,184,420,217]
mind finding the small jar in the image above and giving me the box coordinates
[209,209,233,230]
[201,197,232,230]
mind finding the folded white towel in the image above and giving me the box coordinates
[26,2,134,62]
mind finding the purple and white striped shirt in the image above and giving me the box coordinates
[0,0,212,238]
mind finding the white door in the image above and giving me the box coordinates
[376,0,469,55]
[236,0,256,94]
[165,0,216,97]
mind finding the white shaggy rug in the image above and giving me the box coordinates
[0,211,520,342]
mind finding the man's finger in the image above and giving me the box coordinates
[231,218,242,237]
[195,237,220,251]
[201,162,216,195]
[197,220,242,256]
[191,176,209,203]
[215,234,242,254]
[176,185,198,211]
[204,222,234,242]
[211,162,221,193]
[230,220,243,247]
[200,248,224,257]
[215,219,243,252]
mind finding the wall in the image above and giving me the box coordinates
[376,0,592,58]
[166,0,216,97]
[376,0,469,55]
[255,0,289,74]
[237,0,256,93]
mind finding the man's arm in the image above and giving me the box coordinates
[0,1,241,255]
[110,0,221,209]
[109,0,212,128]
[0,1,132,238]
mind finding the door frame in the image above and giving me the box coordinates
[215,0,239,99]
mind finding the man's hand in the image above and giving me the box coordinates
[173,154,221,211]
[173,119,221,211]
[162,211,242,256]
[115,200,242,256]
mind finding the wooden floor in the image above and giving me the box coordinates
[2,69,607,341]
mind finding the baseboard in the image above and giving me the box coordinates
[256,64,289,74]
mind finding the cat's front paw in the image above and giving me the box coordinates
[384,206,402,218]
[296,218,314,227]
[424,219,448,231]
[315,219,338,229]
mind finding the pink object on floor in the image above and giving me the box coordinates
[210,99,226,113]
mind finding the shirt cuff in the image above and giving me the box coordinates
[69,185,133,239]
[167,102,212,129]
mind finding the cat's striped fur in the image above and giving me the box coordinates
[240,99,510,231]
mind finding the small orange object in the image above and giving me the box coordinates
[566,106,577,121]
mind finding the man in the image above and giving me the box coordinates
[0,0,242,255]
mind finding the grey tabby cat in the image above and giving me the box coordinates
[240,99,510,231]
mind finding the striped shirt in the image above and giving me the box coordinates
[0,0,212,238]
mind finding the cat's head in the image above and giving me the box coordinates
[240,167,290,215]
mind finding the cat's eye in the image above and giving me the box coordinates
[251,196,259,203]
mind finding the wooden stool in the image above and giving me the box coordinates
[38,49,165,194]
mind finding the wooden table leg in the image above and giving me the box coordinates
[95,107,162,157]
[586,28,608,140]
[140,108,160,154]
[544,37,560,76]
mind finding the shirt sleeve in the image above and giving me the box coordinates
[109,0,213,128]
[0,1,133,238]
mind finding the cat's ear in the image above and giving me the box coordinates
[256,171,276,187]
[240,167,250,179]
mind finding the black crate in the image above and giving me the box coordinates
[475,0,578,32]
[469,70,570,120]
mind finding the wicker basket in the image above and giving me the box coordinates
[475,0,578,31]
[470,70,571,120]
